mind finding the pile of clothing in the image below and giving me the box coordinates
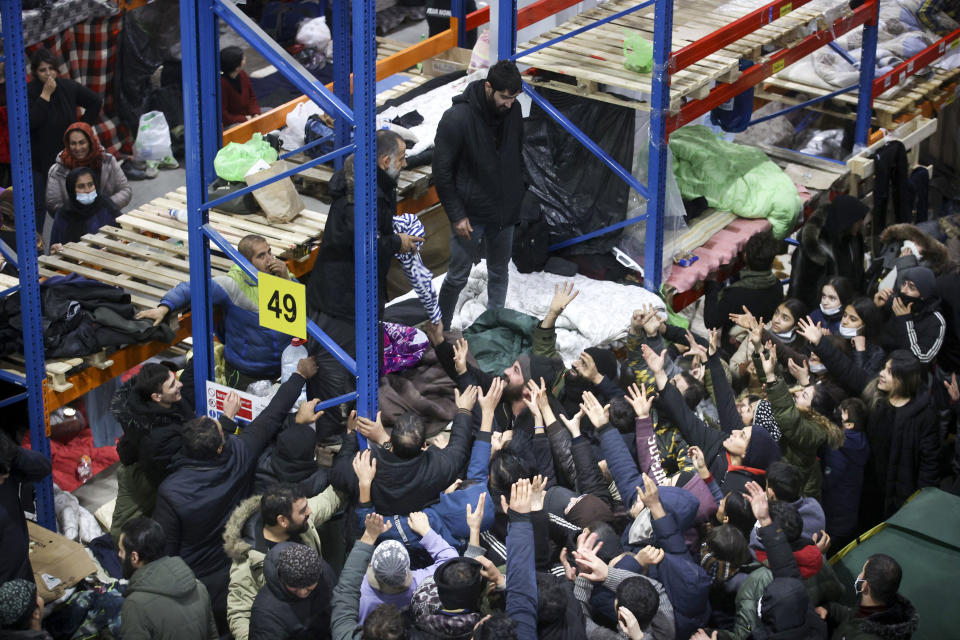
[0,274,174,358]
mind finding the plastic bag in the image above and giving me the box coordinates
[214,133,279,182]
[133,110,172,161]
[296,17,331,51]
[623,32,653,73]
[617,110,689,285]
[280,101,325,151]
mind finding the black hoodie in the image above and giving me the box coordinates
[432,79,526,228]
[249,543,336,640]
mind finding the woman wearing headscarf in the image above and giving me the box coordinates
[27,48,101,229]
[45,121,130,215]
[48,167,119,252]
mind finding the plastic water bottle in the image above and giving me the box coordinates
[76,455,93,484]
[167,208,188,223]
[281,338,308,411]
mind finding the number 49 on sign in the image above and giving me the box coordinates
[258,272,306,339]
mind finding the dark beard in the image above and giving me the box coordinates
[286,520,309,538]
[502,380,524,403]
[122,553,137,580]
[485,93,508,120]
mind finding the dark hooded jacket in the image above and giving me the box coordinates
[432,79,526,228]
[0,443,51,583]
[49,168,120,247]
[306,165,401,320]
[881,223,960,373]
[152,373,303,618]
[249,543,336,640]
[877,261,946,364]
[253,423,328,496]
[826,594,919,640]
[120,555,218,640]
[789,195,868,310]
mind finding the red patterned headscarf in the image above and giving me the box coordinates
[58,121,104,171]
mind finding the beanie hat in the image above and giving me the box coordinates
[275,542,322,589]
[433,558,485,610]
[898,265,937,300]
[824,195,868,237]
[584,347,619,382]
[515,354,532,382]
[742,423,781,470]
[367,540,411,593]
[0,579,36,629]
[565,494,615,527]
[543,485,577,518]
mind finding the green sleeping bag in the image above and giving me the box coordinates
[669,125,801,238]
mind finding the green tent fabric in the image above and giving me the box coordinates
[462,308,540,376]
[831,488,960,639]
[668,125,801,238]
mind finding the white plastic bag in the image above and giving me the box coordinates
[296,17,331,52]
[133,110,172,161]
[280,101,325,151]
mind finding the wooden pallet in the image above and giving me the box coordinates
[0,272,17,291]
[760,65,960,129]
[520,0,851,110]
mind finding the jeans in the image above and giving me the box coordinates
[438,222,514,328]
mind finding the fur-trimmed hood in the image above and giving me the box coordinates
[800,205,832,267]
[855,594,919,640]
[223,494,262,563]
[880,223,953,274]
[799,408,846,449]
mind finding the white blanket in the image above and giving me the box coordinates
[392,261,666,366]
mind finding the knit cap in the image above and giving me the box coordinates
[898,264,937,300]
[367,540,411,593]
[515,354,532,382]
[742,422,781,470]
[0,579,36,628]
[275,542,322,589]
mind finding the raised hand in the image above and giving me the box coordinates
[573,351,603,385]
[640,344,667,373]
[618,606,645,640]
[945,373,960,405]
[475,555,505,589]
[523,379,545,426]
[491,429,513,454]
[500,478,533,515]
[874,287,893,308]
[744,480,771,526]
[707,327,721,357]
[456,385,479,411]
[530,474,547,511]
[579,391,610,428]
[361,512,391,545]
[559,410,583,438]
[222,391,241,420]
[757,341,777,379]
[559,547,577,582]
[294,398,323,426]
[357,411,389,446]
[352,449,377,487]
[572,531,608,583]
[685,330,708,363]
[466,493,486,532]
[728,305,759,331]
[549,281,580,316]
[636,473,664,519]
[407,511,431,536]
[479,378,504,415]
[626,383,653,419]
[687,445,710,480]
[787,357,810,386]
[346,409,358,433]
[796,316,823,346]
[452,338,469,375]
[812,529,831,554]
[296,356,318,379]
[634,545,665,567]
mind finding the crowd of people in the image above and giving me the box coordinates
[1,49,957,640]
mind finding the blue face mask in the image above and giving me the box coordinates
[75,190,97,205]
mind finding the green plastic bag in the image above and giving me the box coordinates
[213,133,279,182]
[623,32,653,73]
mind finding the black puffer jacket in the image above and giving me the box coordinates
[112,363,197,486]
[432,79,526,228]
[826,594,919,640]
[249,542,336,640]
[307,166,401,320]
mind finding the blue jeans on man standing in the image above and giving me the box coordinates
[438,222,514,328]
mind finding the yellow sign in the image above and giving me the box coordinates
[258,272,306,339]
[772,59,785,73]
[780,3,792,17]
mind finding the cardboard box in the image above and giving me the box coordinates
[421,48,473,78]
[28,521,97,602]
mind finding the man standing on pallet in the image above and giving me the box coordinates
[136,234,297,390]
[433,60,526,329]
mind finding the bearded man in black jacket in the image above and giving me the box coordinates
[433,60,526,329]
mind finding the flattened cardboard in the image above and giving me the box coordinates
[28,521,97,602]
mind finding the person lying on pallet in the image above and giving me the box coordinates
[136,234,298,390]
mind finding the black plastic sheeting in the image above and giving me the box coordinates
[522,87,635,255]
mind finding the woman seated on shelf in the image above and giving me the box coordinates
[220,46,261,127]
[48,167,120,254]
[45,121,131,216]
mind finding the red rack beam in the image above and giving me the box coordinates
[667,0,875,133]
[465,0,583,33]
[872,26,960,99]
[671,0,816,72]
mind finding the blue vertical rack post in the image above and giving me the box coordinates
[180,0,380,432]
[1,0,57,529]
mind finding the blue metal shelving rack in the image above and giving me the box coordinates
[179,0,380,429]
[460,0,881,293]
[0,0,57,530]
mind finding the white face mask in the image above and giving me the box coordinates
[809,362,827,374]
[773,328,795,340]
[820,303,841,317]
[839,325,860,338]
[75,190,97,205]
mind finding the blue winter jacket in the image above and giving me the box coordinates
[161,268,292,378]
[821,429,869,539]
[506,511,538,640]
[355,435,494,549]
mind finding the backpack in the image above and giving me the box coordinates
[304,114,334,158]
[512,217,550,273]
